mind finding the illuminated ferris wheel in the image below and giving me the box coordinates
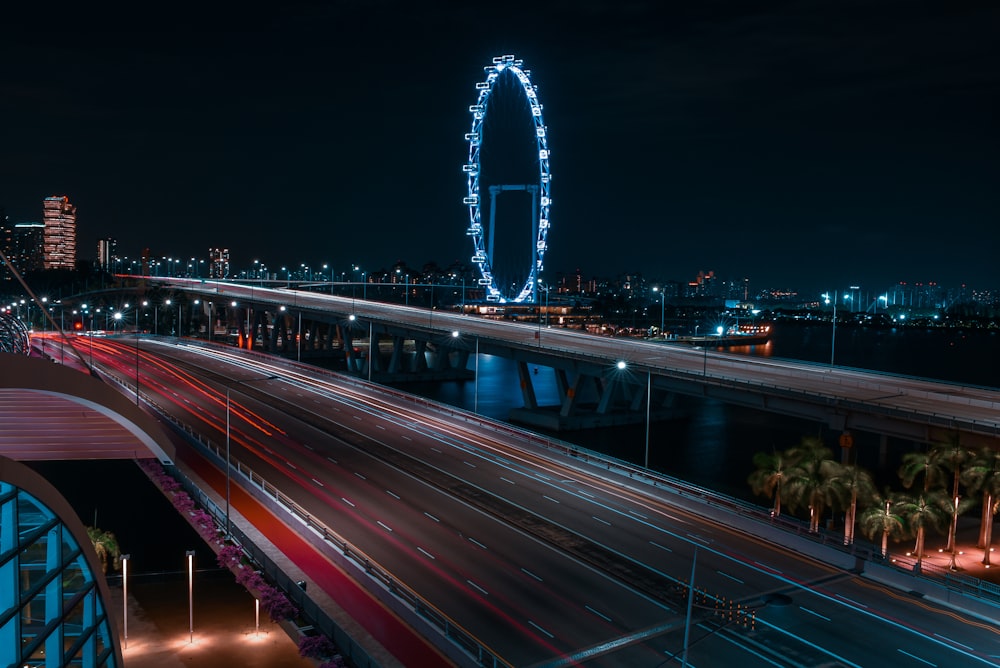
[464,54,552,303]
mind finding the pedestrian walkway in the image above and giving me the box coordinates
[110,571,313,668]
[886,517,1000,586]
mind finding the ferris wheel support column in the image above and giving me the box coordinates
[529,185,539,304]
[487,185,501,267]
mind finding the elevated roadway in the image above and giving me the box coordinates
[147,277,1000,450]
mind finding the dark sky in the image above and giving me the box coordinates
[1,1,997,295]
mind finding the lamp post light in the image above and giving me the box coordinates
[323,263,333,293]
[645,368,652,468]
[40,297,48,357]
[121,554,130,649]
[822,291,838,366]
[452,330,480,413]
[652,286,665,338]
[186,550,195,644]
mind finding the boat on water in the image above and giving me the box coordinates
[674,322,773,347]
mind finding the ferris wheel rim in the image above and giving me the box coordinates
[464,54,551,304]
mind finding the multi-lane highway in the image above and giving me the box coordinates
[64,333,1000,667]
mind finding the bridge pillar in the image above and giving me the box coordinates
[516,362,539,410]
[369,330,383,374]
[595,374,618,415]
[413,340,429,372]
[388,336,406,373]
[342,326,359,372]
[559,371,581,419]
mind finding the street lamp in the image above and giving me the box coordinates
[822,291,837,366]
[186,550,196,644]
[652,287,665,338]
[224,374,279,539]
[453,330,481,413]
[121,553,130,649]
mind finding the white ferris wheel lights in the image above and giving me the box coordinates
[464,54,552,304]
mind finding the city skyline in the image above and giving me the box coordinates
[1,2,998,294]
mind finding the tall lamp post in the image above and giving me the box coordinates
[225,374,279,539]
[453,330,480,414]
[653,286,665,338]
[644,368,652,468]
[822,292,837,366]
[186,550,195,644]
[121,554,130,649]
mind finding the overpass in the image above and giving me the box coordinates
[0,354,174,463]
[134,277,998,453]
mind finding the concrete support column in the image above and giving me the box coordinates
[369,329,382,373]
[342,326,358,372]
[559,372,581,418]
[595,374,616,415]
[388,336,405,373]
[516,361,539,409]
[413,340,429,372]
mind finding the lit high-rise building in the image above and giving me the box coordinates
[12,223,46,274]
[97,237,118,273]
[208,247,230,279]
[0,208,10,281]
[42,195,77,270]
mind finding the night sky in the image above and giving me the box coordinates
[2,1,997,295]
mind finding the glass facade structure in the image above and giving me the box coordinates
[0,470,121,667]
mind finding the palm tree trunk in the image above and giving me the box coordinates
[979,491,990,548]
[915,526,925,566]
[946,497,959,553]
[946,471,961,551]
[844,489,858,546]
[881,529,888,557]
[983,496,994,567]
[774,485,781,518]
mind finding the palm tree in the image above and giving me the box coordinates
[747,449,792,517]
[961,447,1000,566]
[940,495,976,570]
[839,464,878,545]
[898,450,946,494]
[859,489,908,557]
[86,526,121,575]
[898,491,950,570]
[783,438,846,533]
[928,433,976,552]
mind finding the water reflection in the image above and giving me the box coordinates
[396,325,997,503]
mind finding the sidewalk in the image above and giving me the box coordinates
[886,517,1000,586]
[110,571,313,668]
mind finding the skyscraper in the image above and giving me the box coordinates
[208,247,230,279]
[0,208,9,281]
[97,237,118,273]
[12,223,45,274]
[42,195,77,270]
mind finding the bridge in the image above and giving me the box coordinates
[140,276,999,453]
